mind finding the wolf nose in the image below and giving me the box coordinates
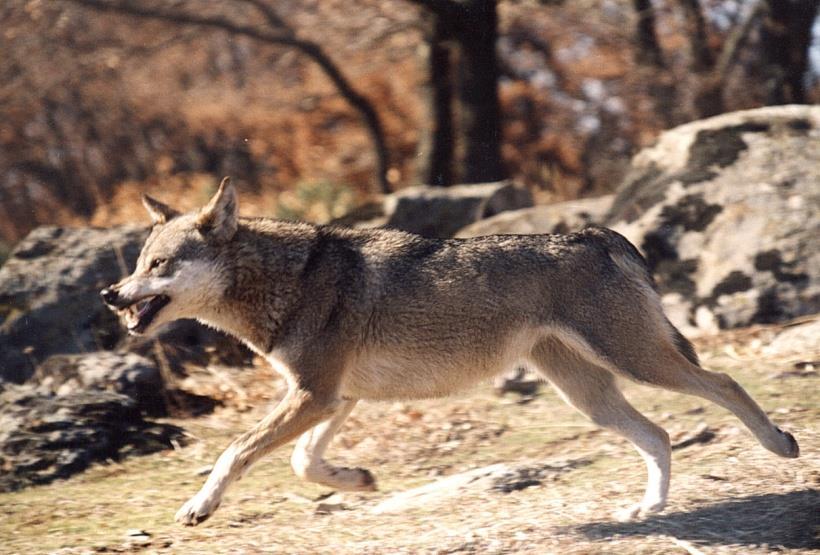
[100,288,119,305]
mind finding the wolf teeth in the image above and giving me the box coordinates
[125,311,138,327]
[121,302,142,327]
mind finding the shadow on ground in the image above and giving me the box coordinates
[577,490,820,550]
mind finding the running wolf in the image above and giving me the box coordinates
[101,178,799,526]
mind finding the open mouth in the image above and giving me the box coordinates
[119,295,171,334]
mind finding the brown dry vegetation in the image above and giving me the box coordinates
[3,0,818,245]
[2,322,818,554]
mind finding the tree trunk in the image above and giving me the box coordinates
[453,0,505,184]
[631,0,677,125]
[676,0,724,118]
[632,0,665,67]
[760,0,820,104]
[678,0,714,71]
[417,13,455,186]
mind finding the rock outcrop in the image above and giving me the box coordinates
[0,385,184,492]
[456,194,613,238]
[0,225,250,384]
[0,225,146,382]
[383,181,533,238]
[372,458,591,514]
[334,181,533,238]
[763,318,820,358]
[606,105,820,331]
[35,351,166,416]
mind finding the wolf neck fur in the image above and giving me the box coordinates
[194,219,318,354]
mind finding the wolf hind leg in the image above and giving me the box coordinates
[291,399,377,491]
[618,340,799,459]
[530,337,671,521]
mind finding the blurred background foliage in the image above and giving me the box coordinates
[1,0,818,245]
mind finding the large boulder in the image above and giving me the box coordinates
[333,181,534,238]
[0,385,184,492]
[35,351,166,416]
[762,318,820,358]
[0,225,251,384]
[606,105,820,331]
[0,225,146,382]
[372,458,591,514]
[456,195,613,238]
[384,181,533,238]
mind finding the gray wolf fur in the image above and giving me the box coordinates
[101,178,799,526]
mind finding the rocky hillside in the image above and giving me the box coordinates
[0,105,817,553]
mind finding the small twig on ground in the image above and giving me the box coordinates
[667,535,706,555]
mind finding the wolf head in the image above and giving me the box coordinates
[101,177,238,335]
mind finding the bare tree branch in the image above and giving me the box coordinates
[237,0,292,32]
[65,0,392,193]
[369,21,424,48]
[715,0,766,80]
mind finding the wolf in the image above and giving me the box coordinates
[101,177,799,526]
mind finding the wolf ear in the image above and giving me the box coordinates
[142,194,179,225]
[196,176,237,242]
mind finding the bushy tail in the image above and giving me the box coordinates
[584,225,700,367]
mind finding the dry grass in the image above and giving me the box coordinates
[1,326,818,554]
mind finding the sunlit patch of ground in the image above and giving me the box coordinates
[1,323,818,554]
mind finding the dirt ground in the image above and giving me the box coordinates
[1,323,818,554]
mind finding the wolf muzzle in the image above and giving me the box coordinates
[100,287,121,307]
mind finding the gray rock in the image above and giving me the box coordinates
[606,105,820,331]
[0,225,251,384]
[35,352,165,416]
[763,319,820,358]
[0,225,146,383]
[383,181,534,238]
[0,385,184,492]
[371,458,591,514]
[456,195,613,238]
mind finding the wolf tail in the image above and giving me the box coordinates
[584,225,700,367]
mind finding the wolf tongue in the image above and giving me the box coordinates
[137,298,153,318]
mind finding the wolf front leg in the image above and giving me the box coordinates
[175,388,339,526]
[291,400,378,491]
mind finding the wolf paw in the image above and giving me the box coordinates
[774,428,800,458]
[326,467,378,492]
[351,467,378,492]
[175,492,221,526]
[613,500,665,522]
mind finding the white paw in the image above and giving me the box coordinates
[299,463,378,492]
[175,491,222,526]
[614,503,642,522]
[334,467,378,492]
[613,499,665,522]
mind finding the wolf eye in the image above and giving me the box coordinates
[149,258,166,270]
